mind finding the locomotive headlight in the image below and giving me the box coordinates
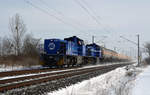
[48,43,55,50]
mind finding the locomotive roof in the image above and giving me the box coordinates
[64,36,84,42]
[86,43,100,47]
[86,43,101,50]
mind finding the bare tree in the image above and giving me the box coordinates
[9,13,26,55]
[2,37,13,56]
[145,43,150,56]
[0,37,2,56]
[23,34,41,57]
[143,43,150,65]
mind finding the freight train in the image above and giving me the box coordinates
[40,36,130,67]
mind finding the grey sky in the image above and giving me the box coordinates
[0,0,150,56]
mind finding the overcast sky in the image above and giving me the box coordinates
[0,0,150,56]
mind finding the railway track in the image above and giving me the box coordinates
[0,62,134,93]
[0,67,79,78]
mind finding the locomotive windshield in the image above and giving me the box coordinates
[64,36,84,46]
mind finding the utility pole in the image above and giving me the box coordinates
[92,36,94,44]
[120,35,141,66]
[137,34,140,66]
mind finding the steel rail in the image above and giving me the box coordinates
[0,67,79,78]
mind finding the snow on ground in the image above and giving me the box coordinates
[0,65,24,72]
[48,65,140,95]
[132,66,150,95]
[0,64,42,72]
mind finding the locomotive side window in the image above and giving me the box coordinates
[78,41,81,45]
[77,40,84,46]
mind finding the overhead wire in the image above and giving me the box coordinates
[37,0,64,16]
[37,0,86,31]
[74,0,122,49]
[80,0,111,33]
[74,0,111,33]
[24,0,114,44]
[23,0,83,32]
[74,0,101,27]
[81,0,102,20]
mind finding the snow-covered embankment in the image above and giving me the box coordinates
[49,65,141,95]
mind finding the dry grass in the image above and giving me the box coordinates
[0,55,40,67]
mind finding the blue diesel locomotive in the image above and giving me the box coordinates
[40,36,129,67]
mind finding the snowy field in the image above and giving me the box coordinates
[48,65,141,95]
[132,66,150,95]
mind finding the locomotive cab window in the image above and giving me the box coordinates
[78,40,84,46]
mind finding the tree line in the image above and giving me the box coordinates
[144,43,150,65]
[0,13,41,58]
[1,13,150,66]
